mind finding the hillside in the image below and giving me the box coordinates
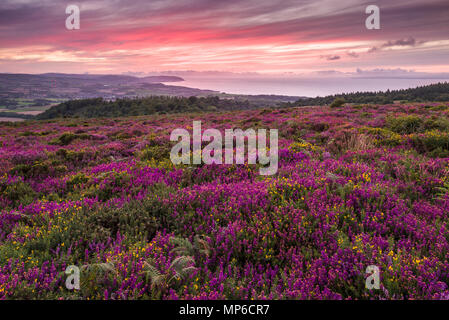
[294,82,449,106]
[1,102,449,299]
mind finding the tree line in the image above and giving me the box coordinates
[37,96,256,119]
[294,82,449,106]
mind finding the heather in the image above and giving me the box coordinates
[0,102,449,300]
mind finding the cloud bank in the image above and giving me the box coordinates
[0,0,448,74]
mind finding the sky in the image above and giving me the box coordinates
[0,0,448,76]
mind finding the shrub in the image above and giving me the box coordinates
[361,127,403,147]
[87,201,161,241]
[83,171,132,201]
[66,173,90,192]
[50,132,91,146]
[424,117,449,131]
[289,139,321,153]
[55,148,94,168]
[330,98,346,108]
[3,181,36,207]
[410,130,449,157]
[386,115,424,134]
[309,122,329,132]
[429,105,448,111]
[139,145,171,161]
[10,164,32,177]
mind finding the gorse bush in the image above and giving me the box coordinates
[385,115,424,134]
[424,116,449,132]
[66,173,90,192]
[139,145,171,162]
[87,201,162,241]
[50,132,91,146]
[435,181,449,200]
[330,98,346,108]
[2,180,36,207]
[410,130,449,158]
[360,127,403,147]
[429,105,449,111]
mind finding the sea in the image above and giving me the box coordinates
[174,76,449,97]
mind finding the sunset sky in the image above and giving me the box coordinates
[0,0,448,75]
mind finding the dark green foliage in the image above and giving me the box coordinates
[429,105,449,111]
[385,114,449,134]
[410,131,449,158]
[424,117,449,132]
[50,132,91,145]
[20,130,52,136]
[86,201,162,242]
[10,162,50,178]
[66,173,89,192]
[295,82,449,106]
[139,145,171,161]
[2,181,36,207]
[0,112,34,120]
[37,96,256,119]
[386,115,424,134]
[330,98,346,108]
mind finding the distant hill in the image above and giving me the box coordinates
[294,82,449,106]
[40,73,184,83]
[0,73,299,115]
